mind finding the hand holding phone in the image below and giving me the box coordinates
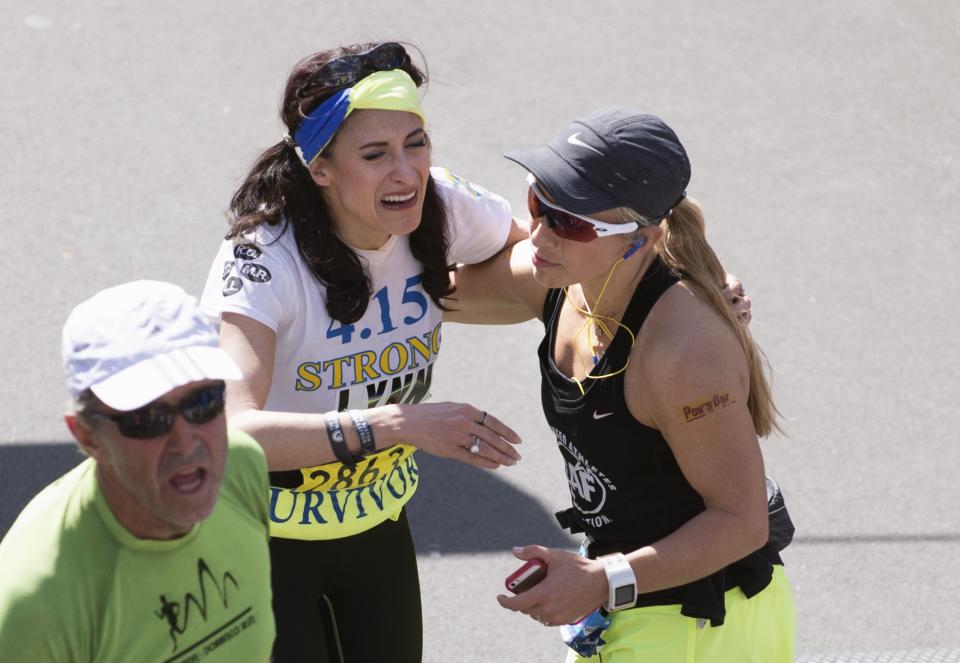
[505,557,547,594]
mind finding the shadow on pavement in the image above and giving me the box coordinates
[1,443,576,553]
[7,444,957,552]
[407,454,576,554]
[0,442,85,537]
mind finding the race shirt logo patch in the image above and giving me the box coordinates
[233,243,262,261]
[239,262,271,283]
[222,277,243,297]
[154,558,257,660]
[552,426,617,526]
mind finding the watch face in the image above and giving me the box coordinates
[614,584,636,607]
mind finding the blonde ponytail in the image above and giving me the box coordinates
[626,197,781,437]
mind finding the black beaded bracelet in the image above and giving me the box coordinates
[348,409,376,455]
[323,412,358,468]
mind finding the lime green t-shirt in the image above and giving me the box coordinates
[0,430,274,662]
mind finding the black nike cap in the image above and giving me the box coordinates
[504,106,690,219]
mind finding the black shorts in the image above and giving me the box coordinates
[269,509,422,662]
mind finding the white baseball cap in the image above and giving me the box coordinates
[62,280,242,411]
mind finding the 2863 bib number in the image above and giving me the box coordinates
[298,444,414,492]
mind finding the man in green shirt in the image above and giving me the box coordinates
[0,281,275,662]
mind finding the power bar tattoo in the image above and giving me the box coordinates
[681,392,736,423]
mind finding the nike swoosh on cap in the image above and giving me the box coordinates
[567,132,604,156]
[592,410,614,420]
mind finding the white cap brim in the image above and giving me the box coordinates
[90,346,243,411]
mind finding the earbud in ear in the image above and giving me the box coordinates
[622,236,647,259]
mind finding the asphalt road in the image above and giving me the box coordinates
[2,1,959,661]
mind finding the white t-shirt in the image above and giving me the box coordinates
[200,167,511,415]
[199,168,510,539]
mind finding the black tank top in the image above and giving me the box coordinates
[538,256,780,625]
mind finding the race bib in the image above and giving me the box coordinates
[268,445,419,540]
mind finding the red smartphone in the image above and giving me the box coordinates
[505,558,548,594]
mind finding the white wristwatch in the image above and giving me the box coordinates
[599,552,637,612]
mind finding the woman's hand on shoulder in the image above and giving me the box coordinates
[365,402,522,470]
[723,273,752,324]
[496,545,607,627]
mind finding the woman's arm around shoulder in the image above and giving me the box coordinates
[444,238,549,325]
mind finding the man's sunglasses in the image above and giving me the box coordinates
[86,382,226,439]
[296,42,411,99]
[526,174,640,243]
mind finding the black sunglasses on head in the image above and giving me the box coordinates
[86,382,226,439]
[296,42,411,99]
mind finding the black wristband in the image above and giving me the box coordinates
[324,412,358,468]
[348,409,376,455]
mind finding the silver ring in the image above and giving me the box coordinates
[477,411,488,426]
[469,435,481,454]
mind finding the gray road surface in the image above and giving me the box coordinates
[2,1,958,661]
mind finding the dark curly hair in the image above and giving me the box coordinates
[225,42,454,324]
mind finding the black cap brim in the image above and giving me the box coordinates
[504,144,618,215]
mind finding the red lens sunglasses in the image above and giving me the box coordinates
[526,174,640,243]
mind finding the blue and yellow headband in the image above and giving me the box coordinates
[293,69,426,164]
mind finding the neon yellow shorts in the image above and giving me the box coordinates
[566,566,795,663]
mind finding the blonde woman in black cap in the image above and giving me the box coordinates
[453,107,794,661]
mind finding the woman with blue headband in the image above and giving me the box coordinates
[453,107,794,661]
[200,42,525,662]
